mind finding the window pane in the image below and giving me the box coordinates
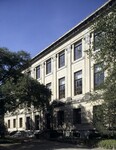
[94,63,104,88]
[46,59,51,74]
[36,65,40,79]
[8,120,10,128]
[46,83,52,100]
[74,71,82,95]
[19,118,23,128]
[59,77,65,99]
[57,111,64,126]
[13,119,16,128]
[94,32,104,51]
[46,83,51,90]
[73,108,81,124]
[59,51,65,68]
[74,41,82,60]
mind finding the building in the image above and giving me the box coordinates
[4,0,115,136]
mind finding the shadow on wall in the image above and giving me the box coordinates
[47,98,95,139]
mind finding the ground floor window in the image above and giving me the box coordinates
[19,118,23,128]
[57,110,64,126]
[35,115,39,130]
[8,120,10,128]
[13,119,16,128]
[73,108,81,124]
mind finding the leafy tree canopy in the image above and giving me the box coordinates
[0,48,30,84]
[0,48,51,132]
[88,5,116,135]
[1,75,51,113]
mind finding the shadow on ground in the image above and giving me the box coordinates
[0,139,97,150]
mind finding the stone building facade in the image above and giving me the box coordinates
[4,0,115,136]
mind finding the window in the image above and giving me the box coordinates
[36,65,40,79]
[46,83,51,100]
[93,105,102,126]
[8,120,10,128]
[73,108,81,124]
[19,118,23,128]
[35,115,39,130]
[74,70,82,95]
[46,59,51,74]
[57,111,64,126]
[59,50,65,68]
[94,63,104,89]
[59,77,65,99]
[94,32,104,51]
[46,82,51,90]
[13,119,16,128]
[26,117,31,130]
[74,41,82,60]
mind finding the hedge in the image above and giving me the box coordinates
[98,139,116,149]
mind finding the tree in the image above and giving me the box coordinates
[0,48,51,137]
[1,75,51,112]
[88,4,116,137]
[0,48,30,84]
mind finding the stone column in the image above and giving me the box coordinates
[66,45,72,99]
[41,62,45,84]
[52,54,57,100]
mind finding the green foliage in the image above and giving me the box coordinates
[1,74,51,112]
[98,139,116,149]
[87,5,116,135]
[0,48,30,84]
[0,48,51,134]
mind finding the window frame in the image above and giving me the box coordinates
[74,70,82,95]
[46,82,51,90]
[19,118,23,128]
[36,65,40,79]
[73,108,81,125]
[94,63,104,89]
[46,58,51,74]
[57,110,64,126]
[94,32,105,51]
[8,120,10,128]
[59,77,65,99]
[58,50,65,68]
[74,40,82,61]
[13,119,16,128]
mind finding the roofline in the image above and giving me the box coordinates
[31,0,115,64]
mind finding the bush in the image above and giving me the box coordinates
[98,139,116,149]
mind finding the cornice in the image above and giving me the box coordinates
[31,0,115,65]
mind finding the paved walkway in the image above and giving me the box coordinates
[0,139,103,150]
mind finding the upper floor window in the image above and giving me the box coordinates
[36,65,40,79]
[74,41,82,60]
[46,59,51,74]
[46,82,51,90]
[59,50,65,68]
[59,77,65,99]
[46,82,52,100]
[94,32,105,51]
[74,70,82,95]
[94,63,104,89]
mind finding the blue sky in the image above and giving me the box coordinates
[0,0,108,58]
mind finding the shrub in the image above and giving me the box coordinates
[98,139,116,149]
